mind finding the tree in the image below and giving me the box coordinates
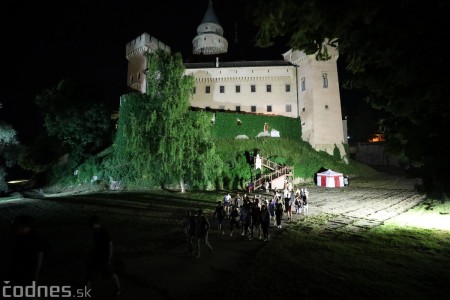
[113,50,221,191]
[0,105,19,193]
[250,0,450,198]
[35,79,113,165]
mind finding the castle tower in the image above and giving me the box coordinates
[192,1,228,55]
[125,32,170,93]
[283,43,347,160]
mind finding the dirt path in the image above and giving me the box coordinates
[0,174,424,299]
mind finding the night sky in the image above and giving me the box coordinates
[0,0,349,141]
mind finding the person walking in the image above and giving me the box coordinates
[85,215,122,297]
[228,207,240,237]
[183,210,196,254]
[213,201,227,235]
[194,209,213,258]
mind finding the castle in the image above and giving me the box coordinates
[125,2,347,159]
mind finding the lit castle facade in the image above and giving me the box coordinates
[125,2,347,158]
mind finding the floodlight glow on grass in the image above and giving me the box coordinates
[386,212,450,231]
[7,179,29,184]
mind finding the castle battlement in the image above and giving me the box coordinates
[126,32,170,60]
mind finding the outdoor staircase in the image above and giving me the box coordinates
[253,156,294,190]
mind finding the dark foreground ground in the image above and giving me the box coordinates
[0,173,436,300]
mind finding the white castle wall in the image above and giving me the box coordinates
[125,33,347,160]
[126,32,171,93]
[185,65,298,117]
[286,47,346,158]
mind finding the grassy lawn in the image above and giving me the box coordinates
[203,200,450,299]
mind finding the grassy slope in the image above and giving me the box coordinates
[209,111,374,182]
[213,138,373,183]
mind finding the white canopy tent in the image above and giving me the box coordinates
[316,169,344,188]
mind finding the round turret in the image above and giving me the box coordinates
[192,2,228,55]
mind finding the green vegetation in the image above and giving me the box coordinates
[250,0,450,198]
[0,107,18,193]
[209,111,301,140]
[107,50,221,191]
[38,51,366,193]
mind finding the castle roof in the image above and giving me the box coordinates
[201,1,220,25]
[185,60,293,69]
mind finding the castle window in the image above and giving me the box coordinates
[220,86,225,93]
[266,85,272,92]
[325,105,329,109]
[302,107,306,112]
[301,77,306,91]
[193,87,196,94]
[206,86,211,93]
[130,75,134,84]
[251,85,256,93]
[137,72,141,80]
[285,84,291,92]
[267,105,272,112]
[251,106,256,113]
[286,104,292,112]
[236,106,241,112]
[322,73,328,88]
[235,85,240,93]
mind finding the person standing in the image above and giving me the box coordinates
[260,204,270,241]
[85,215,122,297]
[264,180,270,193]
[275,199,284,228]
[284,189,293,221]
[240,198,251,238]
[269,195,276,225]
[250,198,262,240]
[233,193,242,212]
[302,188,309,215]
[9,215,49,286]
[224,193,232,214]
[294,194,301,214]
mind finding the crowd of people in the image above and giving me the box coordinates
[183,184,310,257]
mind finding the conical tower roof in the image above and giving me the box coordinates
[201,1,220,24]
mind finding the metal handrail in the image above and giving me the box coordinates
[253,156,294,189]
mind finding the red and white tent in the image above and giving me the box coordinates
[317,169,344,187]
